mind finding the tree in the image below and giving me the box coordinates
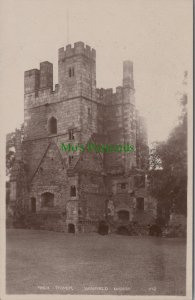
[6,132,16,177]
[148,72,187,222]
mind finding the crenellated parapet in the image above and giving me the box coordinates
[96,86,125,106]
[24,61,58,109]
[58,41,96,62]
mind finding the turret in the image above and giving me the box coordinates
[122,60,135,106]
[123,60,134,89]
[24,69,40,94]
[24,61,53,95]
[58,41,96,99]
[40,61,53,90]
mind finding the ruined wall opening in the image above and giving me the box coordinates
[41,192,54,208]
[31,197,36,213]
[68,223,75,233]
[117,210,129,221]
[136,197,144,212]
[48,117,57,134]
[134,175,145,188]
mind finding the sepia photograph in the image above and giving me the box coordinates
[0,0,193,299]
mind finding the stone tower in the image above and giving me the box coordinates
[58,42,97,144]
[96,60,136,173]
[8,41,156,233]
[22,42,104,232]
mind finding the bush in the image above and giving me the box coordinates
[117,226,129,235]
[149,224,162,237]
[163,224,186,238]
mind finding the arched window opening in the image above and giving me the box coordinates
[117,210,129,221]
[48,117,57,134]
[41,192,54,208]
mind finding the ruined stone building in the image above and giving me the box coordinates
[8,41,156,233]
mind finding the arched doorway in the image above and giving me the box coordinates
[41,192,54,208]
[68,223,75,233]
[31,197,36,213]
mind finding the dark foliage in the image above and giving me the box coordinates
[148,73,187,220]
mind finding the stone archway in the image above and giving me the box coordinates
[41,192,54,208]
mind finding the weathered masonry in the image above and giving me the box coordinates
[8,41,156,233]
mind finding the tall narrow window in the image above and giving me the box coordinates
[70,186,76,197]
[68,129,74,140]
[72,67,74,76]
[48,117,57,134]
[68,67,75,77]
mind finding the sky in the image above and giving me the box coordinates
[0,0,192,145]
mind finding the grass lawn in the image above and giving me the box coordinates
[6,229,186,295]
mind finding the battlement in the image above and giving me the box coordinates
[96,86,124,105]
[24,61,53,94]
[58,41,96,61]
[96,88,114,97]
